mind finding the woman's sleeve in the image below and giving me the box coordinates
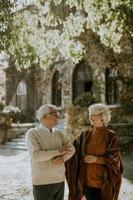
[105,131,123,175]
[65,135,82,200]
[102,131,123,200]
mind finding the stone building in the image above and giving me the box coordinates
[4,1,133,122]
[4,61,121,121]
[5,29,133,122]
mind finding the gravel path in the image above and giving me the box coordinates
[0,148,133,200]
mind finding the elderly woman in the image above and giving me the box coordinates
[66,103,123,200]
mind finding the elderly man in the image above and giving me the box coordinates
[26,104,75,200]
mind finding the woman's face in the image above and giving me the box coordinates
[89,113,104,127]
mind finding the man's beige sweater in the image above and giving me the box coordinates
[26,124,75,185]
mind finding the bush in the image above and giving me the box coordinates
[73,92,94,107]
[19,109,35,123]
[109,77,133,123]
[120,78,133,115]
[111,106,133,123]
[65,92,95,140]
[66,104,91,141]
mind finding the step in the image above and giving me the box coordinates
[0,119,65,151]
[0,144,27,151]
[18,134,26,138]
[5,141,26,146]
[12,138,25,142]
[0,132,26,150]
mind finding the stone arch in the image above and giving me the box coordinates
[16,80,27,110]
[52,70,62,106]
[72,61,93,101]
[105,68,119,104]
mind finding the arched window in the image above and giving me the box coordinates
[72,62,93,101]
[52,70,62,106]
[16,81,27,110]
[105,68,119,104]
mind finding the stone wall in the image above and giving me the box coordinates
[0,123,34,144]
[0,122,132,152]
[5,65,41,121]
[109,123,133,152]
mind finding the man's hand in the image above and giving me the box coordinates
[51,155,64,165]
[84,155,97,163]
[59,146,72,156]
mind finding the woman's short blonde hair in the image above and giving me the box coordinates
[88,103,111,126]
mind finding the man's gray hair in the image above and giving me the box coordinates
[37,104,57,122]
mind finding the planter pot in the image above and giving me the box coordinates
[0,116,6,125]
[0,116,13,127]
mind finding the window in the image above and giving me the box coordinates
[72,62,93,101]
[16,81,27,110]
[52,70,62,106]
[105,68,119,104]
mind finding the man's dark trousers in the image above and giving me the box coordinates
[33,182,64,200]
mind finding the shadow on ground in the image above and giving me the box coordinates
[0,148,21,156]
[122,151,133,182]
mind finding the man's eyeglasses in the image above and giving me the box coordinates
[43,112,58,118]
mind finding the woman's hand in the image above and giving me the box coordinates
[81,196,87,200]
[84,155,97,163]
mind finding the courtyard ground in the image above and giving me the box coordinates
[0,148,133,200]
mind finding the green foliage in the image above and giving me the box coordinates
[0,0,133,69]
[111,107,126,123]
[20,109,35,123]
[0,0,15,50]
[111,78,133,123]
[66,104,90,140]
[73,92,94,107]
[120,78,133,115]
[66,92,94,140]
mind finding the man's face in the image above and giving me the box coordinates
[42,111,58,128]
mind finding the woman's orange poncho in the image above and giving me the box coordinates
[65,129,123,200]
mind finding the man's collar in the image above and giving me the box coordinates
[39,123,54,133]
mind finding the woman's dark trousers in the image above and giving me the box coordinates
[84,186,102,200]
